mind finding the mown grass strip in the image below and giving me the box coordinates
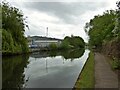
[74,51,94,89]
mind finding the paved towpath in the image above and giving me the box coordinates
[95,53,118,88]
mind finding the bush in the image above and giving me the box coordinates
[49,43,58,50]
[59,40,71,50]
[112,58,120,69]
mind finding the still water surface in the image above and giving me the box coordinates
[2,49,90,88]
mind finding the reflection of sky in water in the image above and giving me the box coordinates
[23,49,90,88]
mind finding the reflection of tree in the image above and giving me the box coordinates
[31,48,85,60]
[49,48,85,60]
[49,50,58,57]
[60,48,85,60]
[2,54,29,89]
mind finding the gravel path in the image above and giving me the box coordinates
[95,53,118,88]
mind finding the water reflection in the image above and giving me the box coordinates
[2,54,29,89]
[2,48,89,88]
[60,49,85,60]
[25,49,89,88]
[31,48,85,60]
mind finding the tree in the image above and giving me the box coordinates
[85,10,116,47]
[2,2,29,53]
[60,36,85,49]
[113,1,120,38]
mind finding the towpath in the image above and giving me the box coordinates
[95,53,118,88]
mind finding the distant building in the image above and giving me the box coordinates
[27,36,62,48]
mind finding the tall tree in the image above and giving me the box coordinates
[85,10,116,47]
[2,2,29,53]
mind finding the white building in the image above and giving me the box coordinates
[27,36,62,48]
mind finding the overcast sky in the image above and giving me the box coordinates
[7,0,118,42]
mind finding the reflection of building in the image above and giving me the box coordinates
[27,36,62,48]
[30,51,50,58]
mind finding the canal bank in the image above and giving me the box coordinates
[74,51,94,89]
[2,47,53,56]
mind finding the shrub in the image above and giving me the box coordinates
[49,43,58,50]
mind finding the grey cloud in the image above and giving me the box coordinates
[23,2,108,24]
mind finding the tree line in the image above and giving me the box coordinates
[85,1,120,48]
[85,1,120,69]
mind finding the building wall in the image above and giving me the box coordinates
[29,40,61,48]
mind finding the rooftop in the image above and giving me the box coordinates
[27,36,63,41]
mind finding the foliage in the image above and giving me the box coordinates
[111,57,120,70]
[60,36,85,49]
[2,2,29,54]
[113,1,120,38]
[2,29,15,52]
[59,37,71,49]
[85,1,120,70]
[85,1,120,47]
[85,10,116,47]
[49,43,58,50]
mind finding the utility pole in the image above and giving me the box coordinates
[46,27,48,37]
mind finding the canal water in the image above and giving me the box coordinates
[2,49,90,89]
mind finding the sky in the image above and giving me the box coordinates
[6,0,118,42]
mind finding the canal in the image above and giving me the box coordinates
[2,49,90,89]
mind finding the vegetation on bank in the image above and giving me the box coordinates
[2,2,29,54]
[85,10,116,48]
[74,52,94,89]
[108,56,120,70]
[49,35,85,50]
[84,1,120,69]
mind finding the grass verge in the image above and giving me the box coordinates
[74,51,94,89]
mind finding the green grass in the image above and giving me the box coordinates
[74,52,94,89]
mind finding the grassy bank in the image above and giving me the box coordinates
[74,52,94,89]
